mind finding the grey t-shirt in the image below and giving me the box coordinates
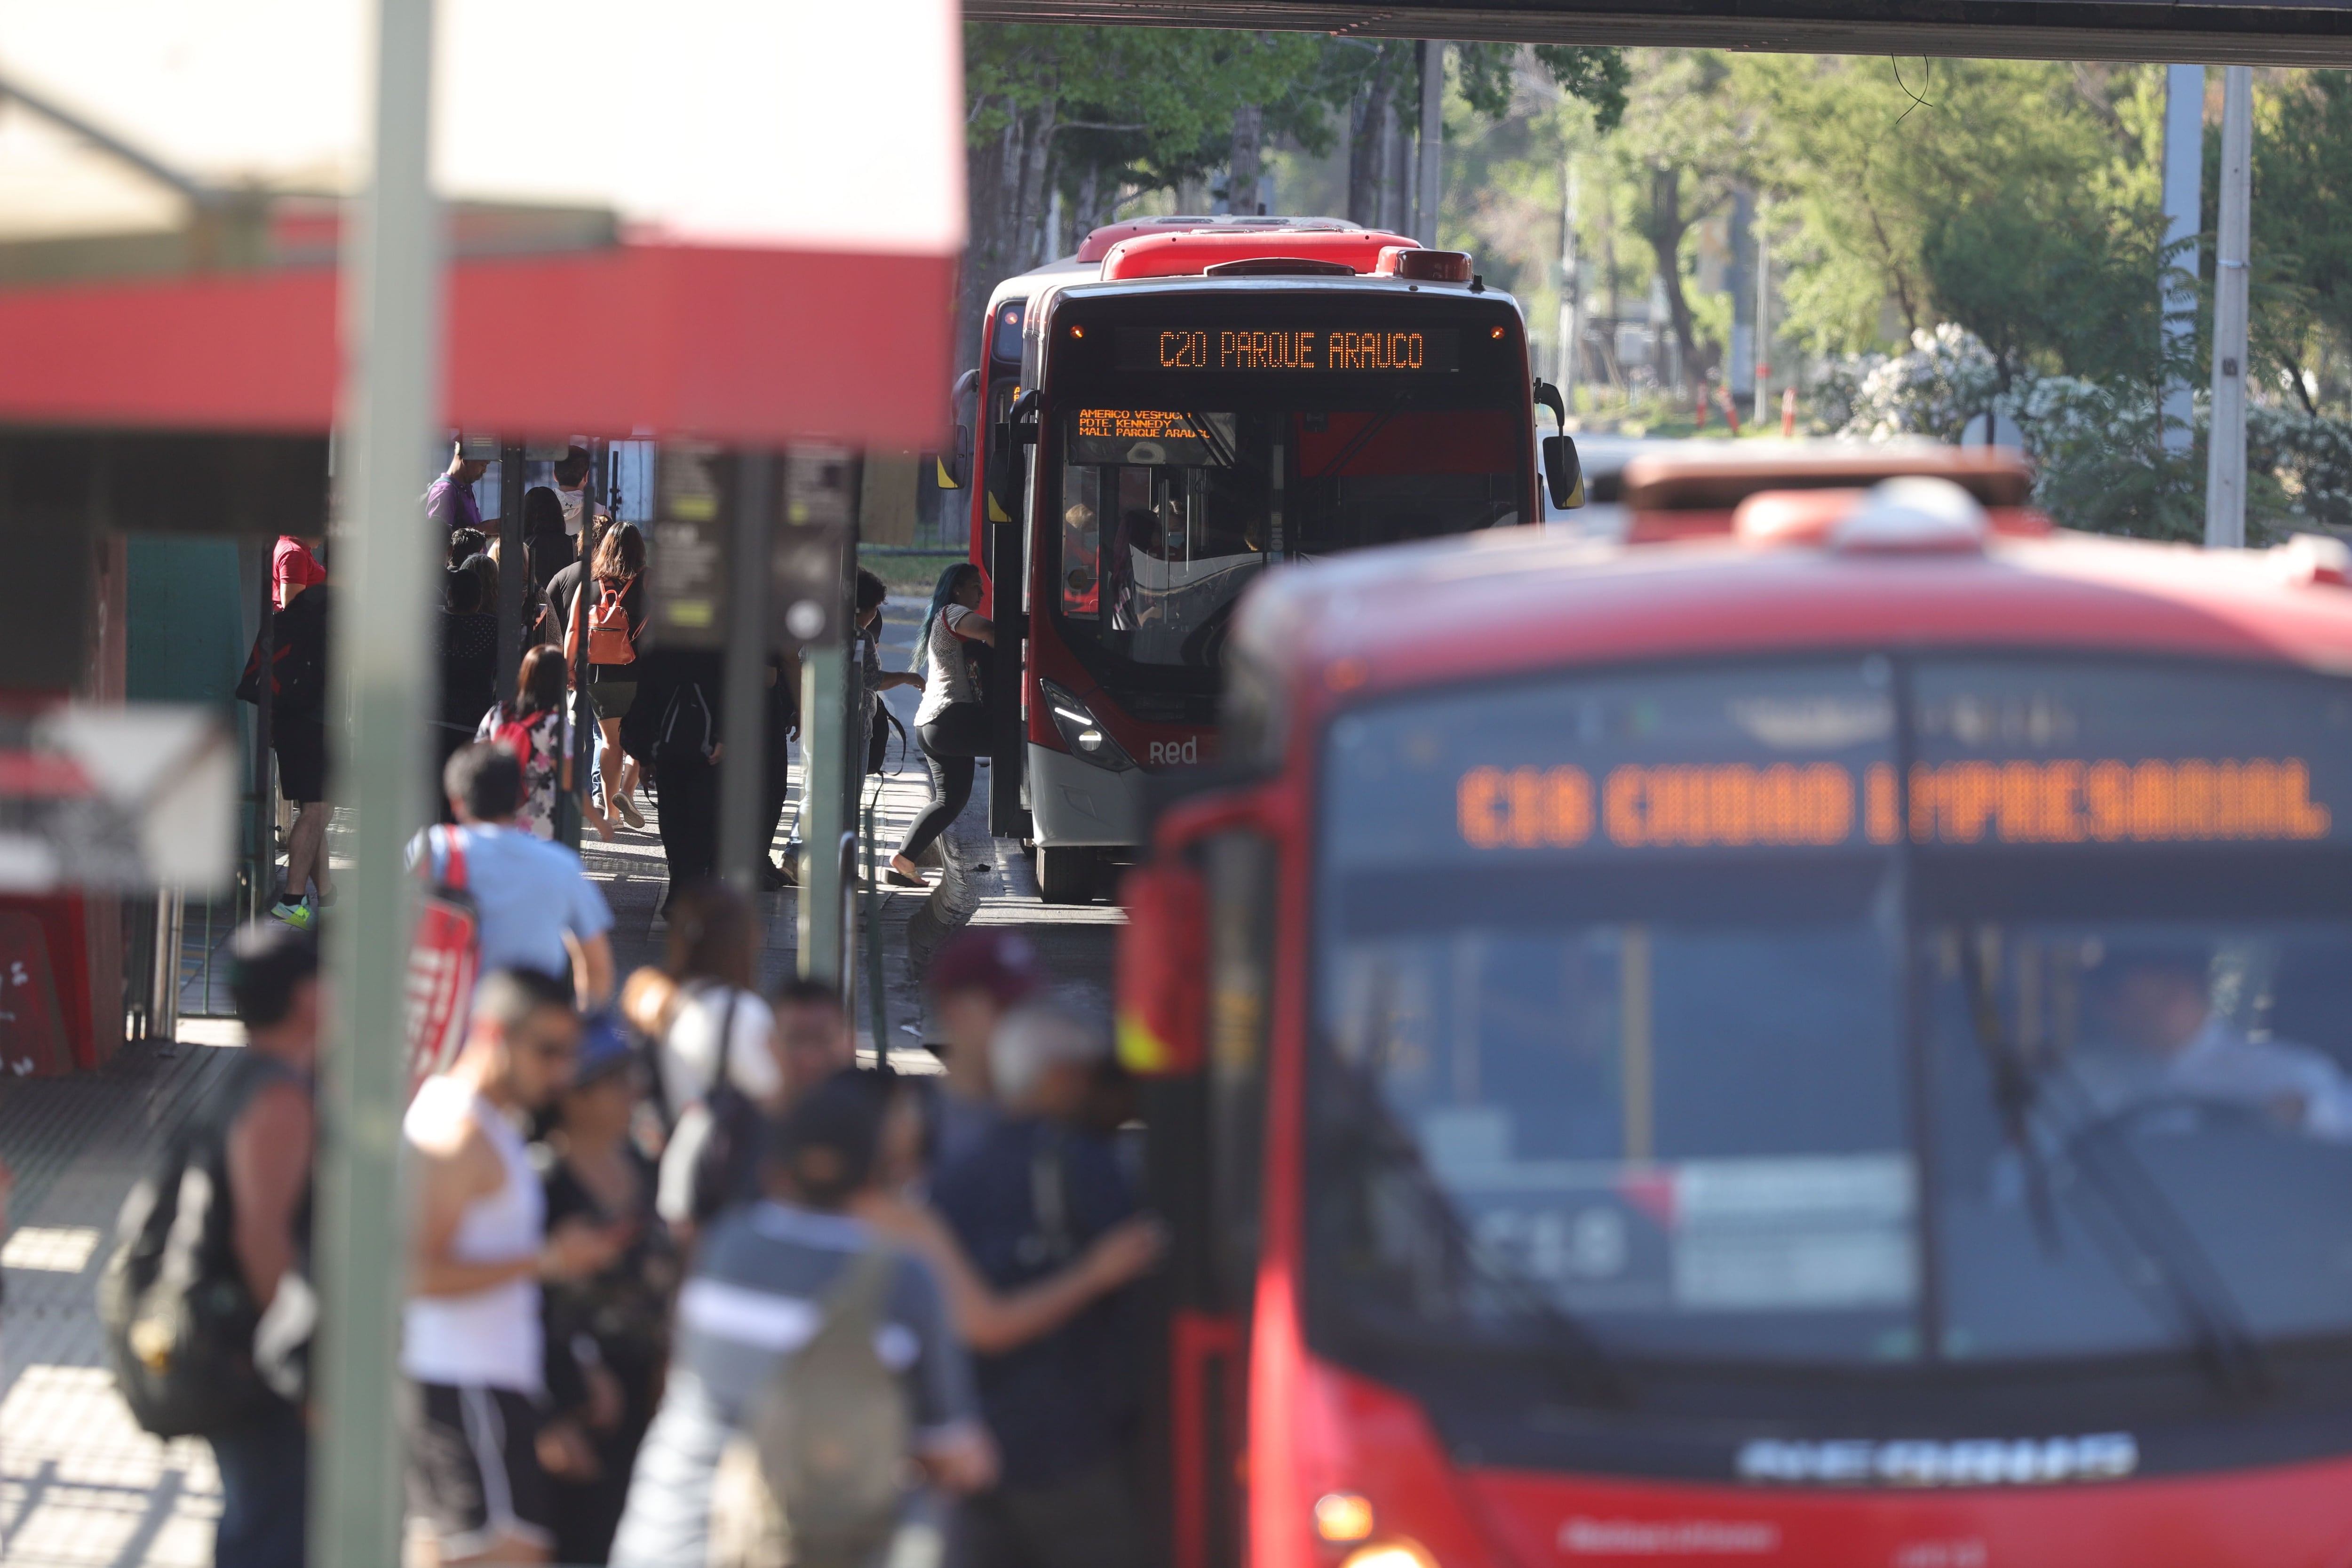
[610,1201,980,1567]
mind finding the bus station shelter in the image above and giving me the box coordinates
[0,1,961,1557]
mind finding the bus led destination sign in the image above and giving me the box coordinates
[1116,326,1460,374]
[1456,757,2335,851]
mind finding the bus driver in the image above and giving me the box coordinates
[2090,950,2352,1140]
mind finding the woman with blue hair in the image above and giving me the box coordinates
[889,561,995,886]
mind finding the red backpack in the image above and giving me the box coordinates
[566,573,638,668]
[403,826,479,1096]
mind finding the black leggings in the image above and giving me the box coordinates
[897,702,988,860]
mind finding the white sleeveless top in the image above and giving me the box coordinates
[401,1075,544,1390]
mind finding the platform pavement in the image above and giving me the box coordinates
[0,604,1120,1564]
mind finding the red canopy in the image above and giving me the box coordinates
[0,243,953,446]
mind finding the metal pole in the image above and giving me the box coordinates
[150,889,182,1044]
[796,644,850,984]
[2162,64,2206,455]
[2206,65,2253,549]
[719,452,774,891]
[1729,189,1755,419]
[1753,204,1771,428]
[496,441,524,701]
[1417,41,1444,249]
[316,0,438,1557]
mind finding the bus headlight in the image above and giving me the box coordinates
[1340,1541,1439,1568]
[1039,678,1135,772]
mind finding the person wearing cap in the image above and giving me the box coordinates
[536,1013,677,1567]
[933,1001,1153,1568]
[206,922,324,1568]
[925,928,1046,1170]
[612,1071,997,1565]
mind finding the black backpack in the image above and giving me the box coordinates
[98,1055,304,1437]
[655,988,766,1226]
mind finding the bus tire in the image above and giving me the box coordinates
[1036,846,1099,905]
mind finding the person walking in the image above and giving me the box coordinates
[439,565,502,818]
[609,1071,997,1568]
[403,968,632,1565]
[548,522,649,830]
[521,486,572,597]
[934,1003,1153,1568]
[197,923,322,1568]
[479,644,610,843]
[415,743,617,1008]
[536,1017,678,1566]
[887,563,993,888]
[267,571,334,929]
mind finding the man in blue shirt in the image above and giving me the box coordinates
[933,1002,1150,1568]
[412,743,616,1006]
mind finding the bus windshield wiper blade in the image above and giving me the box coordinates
[1323,1062,1630,1407]
[1961,934,2267,1398]
[1178,410,1238,471]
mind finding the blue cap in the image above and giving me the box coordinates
[573,1011,634,1086]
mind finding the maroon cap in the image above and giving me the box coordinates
[927,928,1046,1008]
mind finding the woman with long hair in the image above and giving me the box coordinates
[888,560,993,886]
[550,521,649,830]
[617,882,792,1226]
[477,642,610,841]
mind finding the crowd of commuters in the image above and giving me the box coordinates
[136,858,1159,1568]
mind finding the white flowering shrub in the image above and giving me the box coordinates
[1836,326,2002,444]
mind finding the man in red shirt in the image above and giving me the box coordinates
[271,534,325,610]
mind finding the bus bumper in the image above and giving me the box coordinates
[1028,741,1142,849]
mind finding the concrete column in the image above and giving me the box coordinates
[2206,65,2253,549]
[315,0,439,1558]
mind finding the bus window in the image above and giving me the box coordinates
[1061,465,1100,617]
[1057,406,1519,672]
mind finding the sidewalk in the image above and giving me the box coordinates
[0,603,1121,1564]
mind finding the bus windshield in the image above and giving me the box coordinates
[1312,656,2352,1375]
[1054,406,1522,672]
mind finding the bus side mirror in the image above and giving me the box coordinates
[1544,433,1585,510]
[941,425,970,490]
[1116,861,1208,1075]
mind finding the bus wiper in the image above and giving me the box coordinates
[1311,411,1395,478]
[1177,410,1239,471]
[1322,1056,1629,1407]
[1961,935,2267,1398]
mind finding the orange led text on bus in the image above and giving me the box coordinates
[1457,757,2334,850]
[1152,328,1433,372]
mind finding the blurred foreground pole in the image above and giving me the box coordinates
[2205,65,2253,549]
[719,453,774,892]
[1417,41,1444,249]
[2161,64,2205,454]
[314,0,439,1560]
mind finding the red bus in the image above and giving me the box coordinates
[1119,450,2352,1568]
[947,217,1577,902]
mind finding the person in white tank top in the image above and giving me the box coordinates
[402,968,628,1564]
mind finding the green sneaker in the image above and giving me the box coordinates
[270,901,315,932]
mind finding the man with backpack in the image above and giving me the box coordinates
[414,742,617,1009]
[612,1071,998,1568]
[101,922,321,1568]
